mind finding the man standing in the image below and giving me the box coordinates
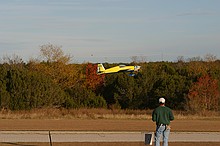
[152,98,174,146]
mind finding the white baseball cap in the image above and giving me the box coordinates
[159,98,165,103]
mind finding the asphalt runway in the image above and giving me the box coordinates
[0,131,220,143]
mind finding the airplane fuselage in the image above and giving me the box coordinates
[97,64,140,75]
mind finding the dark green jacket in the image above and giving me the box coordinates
[152,105,174,125]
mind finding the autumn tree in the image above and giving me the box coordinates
[40,43,71,64]
[63,63,107,109]
[85,63,105,92]
[187,75,220,112]
[28,44,82,89]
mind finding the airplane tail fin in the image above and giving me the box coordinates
[97,63,105,74]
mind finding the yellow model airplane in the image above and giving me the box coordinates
[97,63,141,76]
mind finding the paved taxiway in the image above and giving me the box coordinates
[0,131,220,143]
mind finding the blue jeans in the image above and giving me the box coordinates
[155,125,170,146]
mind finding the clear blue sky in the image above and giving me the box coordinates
[1,0,220,63]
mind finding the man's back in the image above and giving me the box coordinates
[152,106,174,125]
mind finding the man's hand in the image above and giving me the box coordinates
[166,125,171,130]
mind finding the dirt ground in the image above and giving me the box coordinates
[0,119,220,146]
[0,119,220,132]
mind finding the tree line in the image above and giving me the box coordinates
[0,45,219,113]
